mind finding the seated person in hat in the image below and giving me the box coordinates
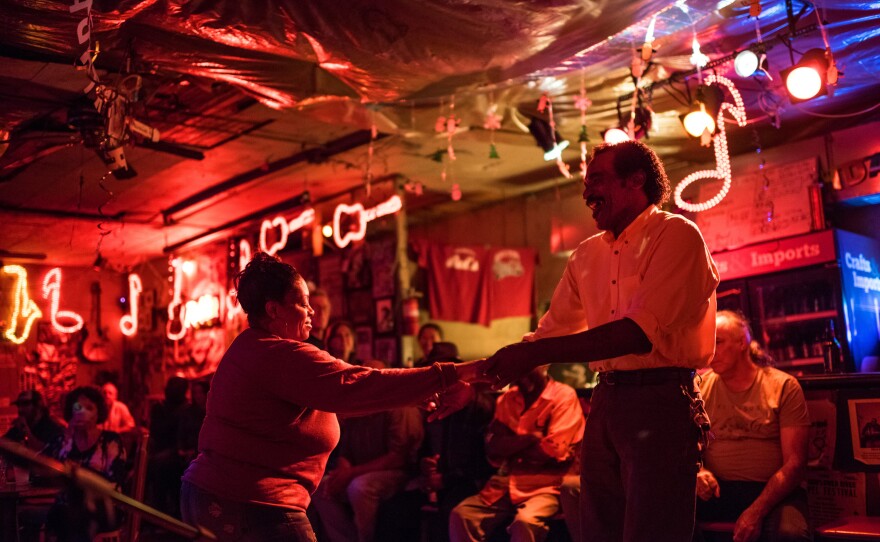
[3,390,64,456]
[449,365,584,542]
[695,311,811,542]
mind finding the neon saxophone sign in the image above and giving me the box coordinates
[2,265,43,344]
[333,195,402,248]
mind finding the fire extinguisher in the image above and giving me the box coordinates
[401,297,419,336]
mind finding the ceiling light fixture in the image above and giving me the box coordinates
[528,116,570,162]
[734,50,759,77]
[602,128,631,145]
[781,48,830,102]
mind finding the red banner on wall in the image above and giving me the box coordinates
[712,229,837,281]
[420,243,536,325]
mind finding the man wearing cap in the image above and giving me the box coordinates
[484,140,719,542]
[4,390,64,455]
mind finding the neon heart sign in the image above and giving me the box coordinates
[259,208,316,256]
[333,195,402,248]
[674,75,748,213]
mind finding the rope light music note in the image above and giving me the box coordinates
[42,268,84,334]
[674,74,748,213]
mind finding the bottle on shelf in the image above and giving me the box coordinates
[821,319,844,374]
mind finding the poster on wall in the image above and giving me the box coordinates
[355,326,373,363]
[31,322,78,417]
[375,298,394,333]
[163,327,226,378]
[370,238,396,299]
[806,470,866,526]
[848,398,880,465]
[807,397,837,470]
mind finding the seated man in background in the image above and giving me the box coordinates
[449,366,584,542]
[376,342,496,542]
[311,397,424,542]
[3,389,64,455]
[100,381,136,434]
[695,310,811,542]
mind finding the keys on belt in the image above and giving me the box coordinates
[598,368,695,385]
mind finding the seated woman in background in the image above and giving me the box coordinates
[49,386,127,542]
[181,252,487,542]
[326,320,365,366]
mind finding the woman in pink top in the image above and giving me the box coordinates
[181,253,485,541]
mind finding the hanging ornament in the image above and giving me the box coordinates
[749,0,761,18]
[364,107,377,197]
[540,92,571,180]
[451,183,462,201]
[690,36,709,68]
[484,98,502,159]
[576,70,592,178]
[674,75,748,213]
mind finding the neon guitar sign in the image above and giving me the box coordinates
[259,208,315,256]
[333,195,402,248]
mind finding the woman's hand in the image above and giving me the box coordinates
[454,359,493,383]
[427,381,474,422]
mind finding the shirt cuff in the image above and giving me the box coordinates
[623,309,658,357]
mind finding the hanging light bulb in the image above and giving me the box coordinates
[602,128,630,145]
[734,50,759,78]
[680,85,723,138]
[781,48,829,102]
[682,103,716,138]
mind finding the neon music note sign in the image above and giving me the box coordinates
[119,273,142,337]
[42,268,84,334]
[674,74,748,213]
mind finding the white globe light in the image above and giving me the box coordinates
[734,50,759,78]
[603,128,630,145]
[682,109,716,138]
[786,66,823,100]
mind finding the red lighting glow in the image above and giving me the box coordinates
[119,273,142,337]
[41,268,84,334]
[333,195,402,248]
[3,265,43,344]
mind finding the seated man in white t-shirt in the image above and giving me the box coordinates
[695,310,811,542]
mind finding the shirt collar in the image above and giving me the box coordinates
[601,205,657,245]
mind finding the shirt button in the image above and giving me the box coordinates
[614,250,619,255]
[611,310,615,314]
[611,280,617,285]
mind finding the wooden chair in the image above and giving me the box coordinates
[93,429,150,542]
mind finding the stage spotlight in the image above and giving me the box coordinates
[602,128,630,145]
[781,48,829,102]
[679,85,723,138]
[734,50,759,77]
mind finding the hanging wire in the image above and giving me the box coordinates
[791,101,880,118]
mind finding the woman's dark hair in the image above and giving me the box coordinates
[590,140,671,205]
[717,309,775,367]
[235,252,303,327]
[326,320,357,362]
[418,322,443,340]
[63,385,109,424]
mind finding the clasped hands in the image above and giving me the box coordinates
[424,342,540,421]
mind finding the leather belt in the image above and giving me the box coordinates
[598,367,695,386]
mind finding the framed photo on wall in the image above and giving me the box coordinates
[375,297,394,333]
[355,326,373,362]
[374,337,398,367]
[848,398,880,466]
